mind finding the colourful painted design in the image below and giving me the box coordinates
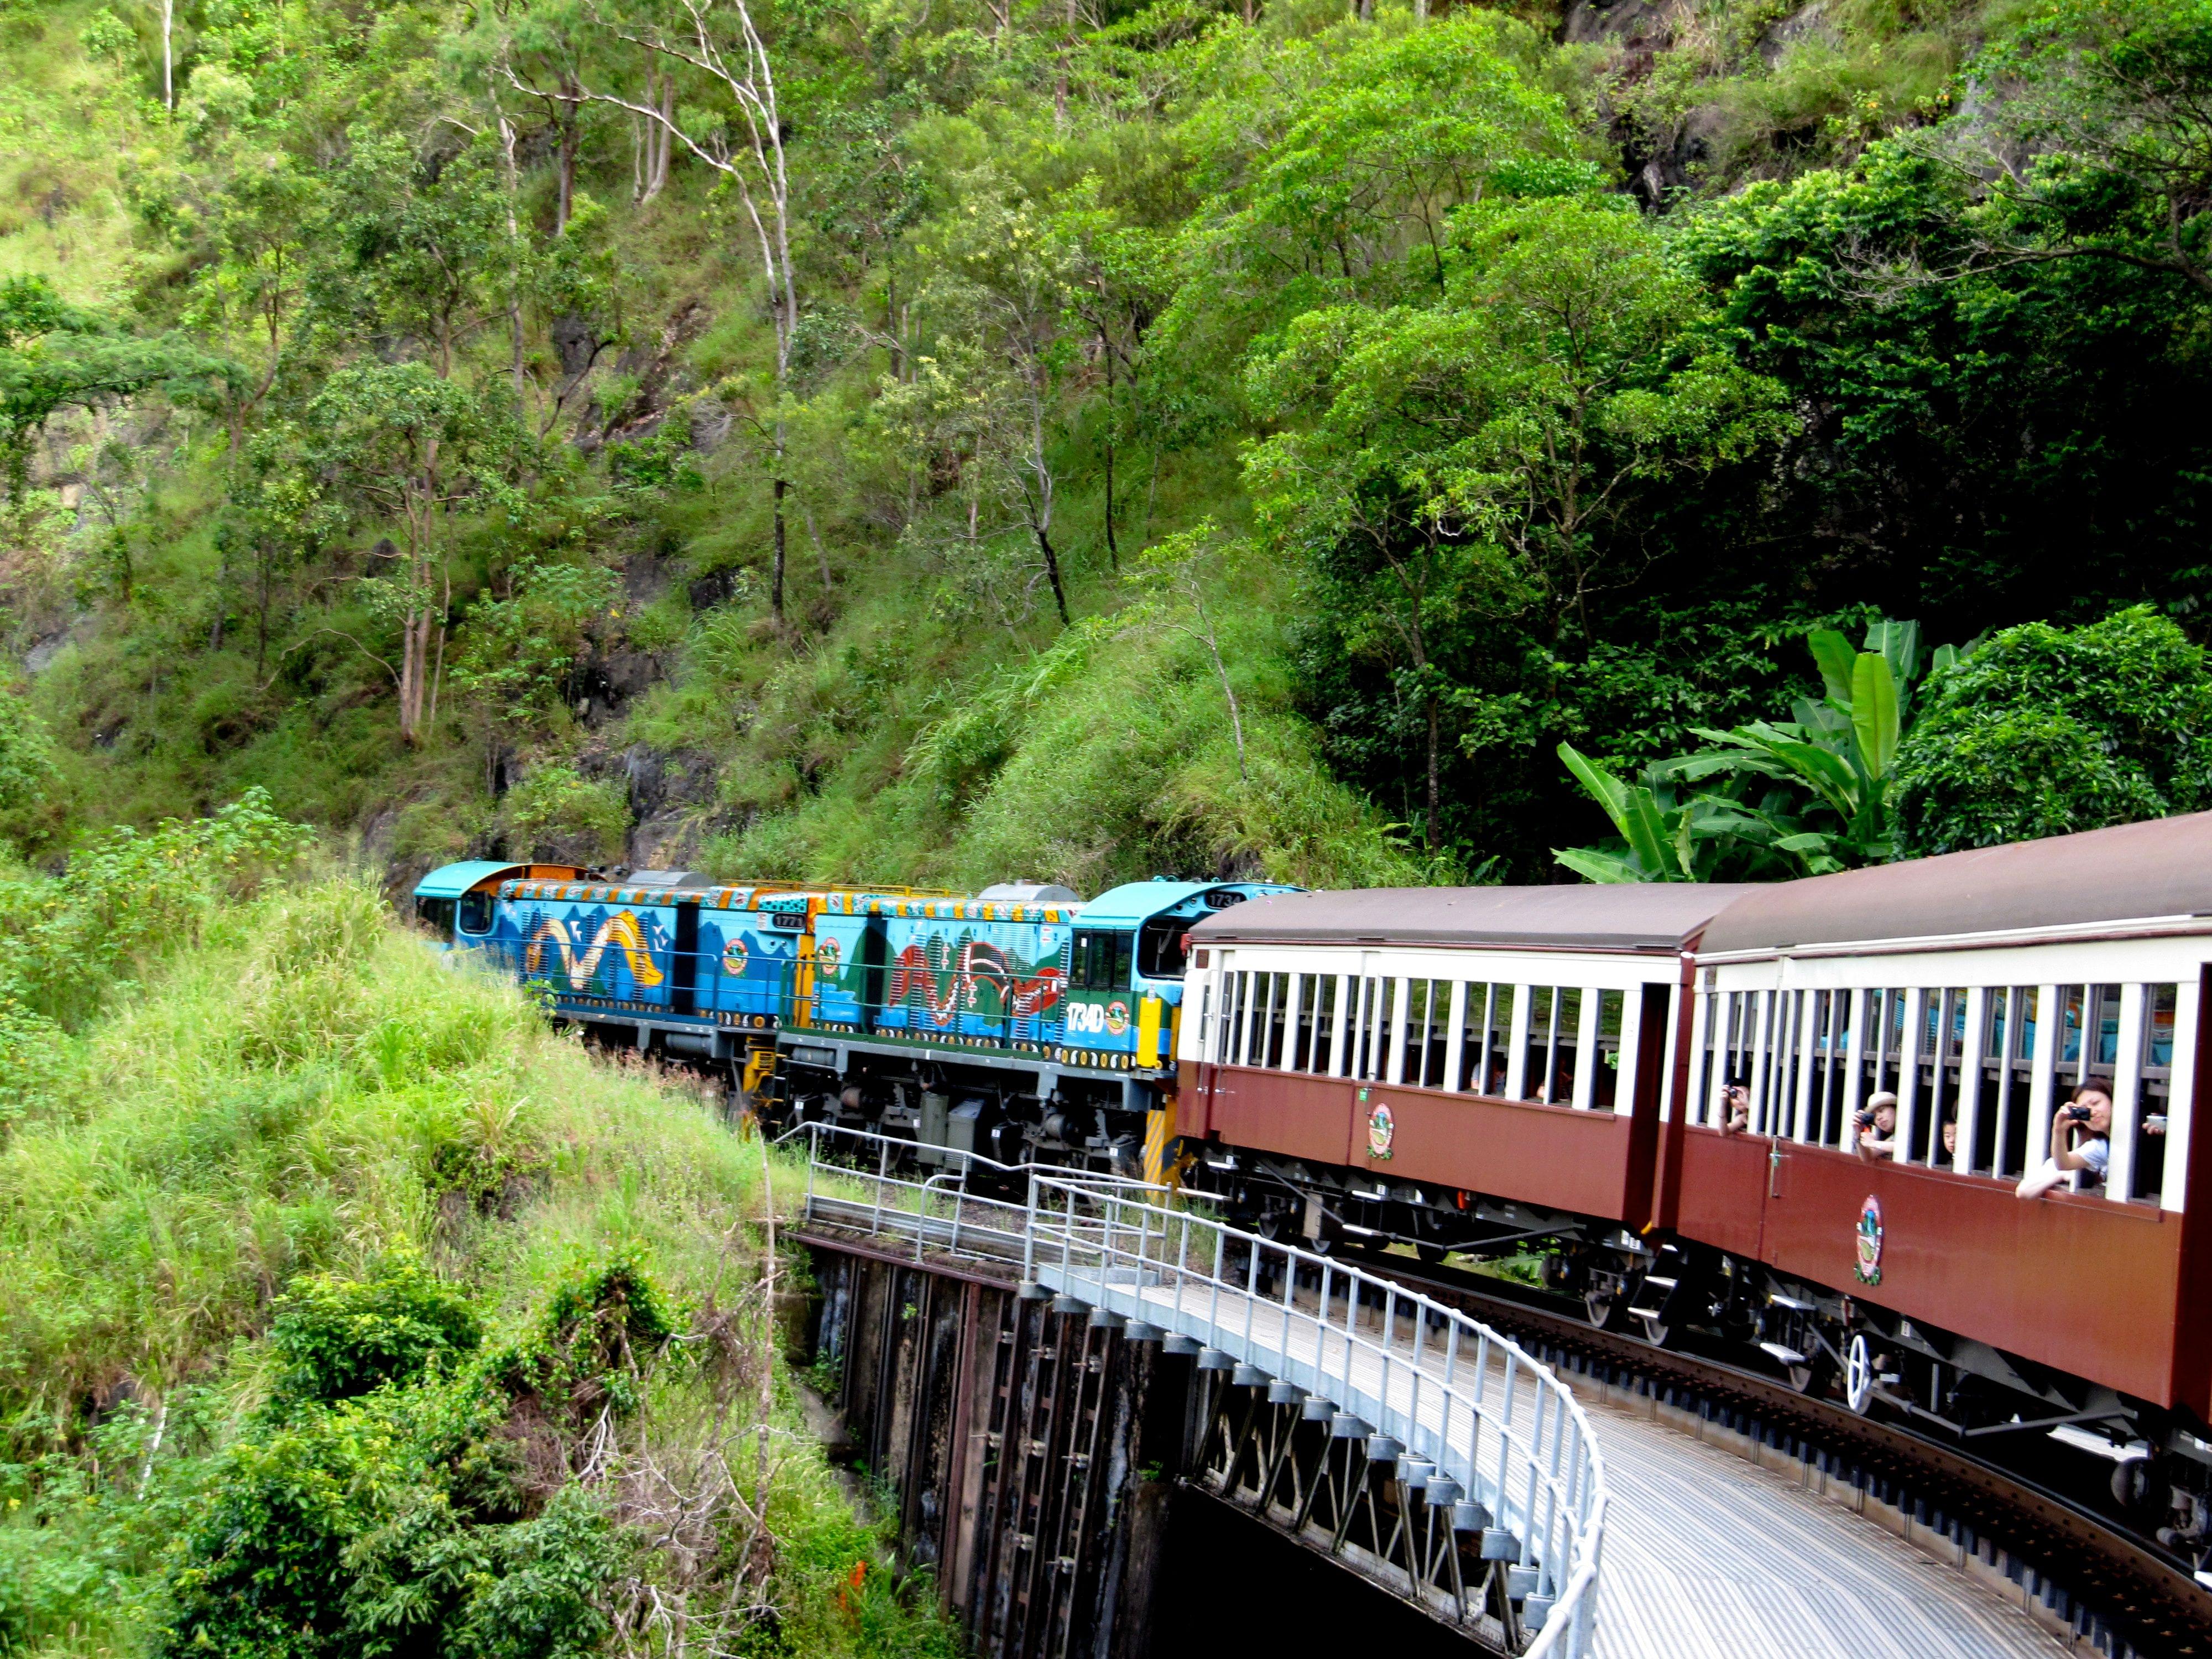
[1854,1194,1884,1286]
[1366,1092,1395,1161]
[886,937,1065,1027]
[722,935,749,977]
[525,911,665,989]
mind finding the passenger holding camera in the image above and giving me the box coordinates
[1718,1082,1751,1135]
[1855,1092,1899,1162]
[2016,1078,2162,1198]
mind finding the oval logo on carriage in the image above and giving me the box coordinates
[1368,1101,1395,1161]
[722,936,748,977]
[1105,999,1130,1036]
[1854,1194,1884,1286]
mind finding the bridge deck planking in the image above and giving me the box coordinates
[1083,1266,2060,1658]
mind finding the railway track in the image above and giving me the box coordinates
[1344,1244,2212,1659]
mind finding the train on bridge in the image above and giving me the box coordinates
[414,811,2212,1573]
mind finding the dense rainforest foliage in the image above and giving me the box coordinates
[0,809,960,1657]
[3,0,2212,886]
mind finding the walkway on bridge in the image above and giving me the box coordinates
[1574,1386,2060,1659]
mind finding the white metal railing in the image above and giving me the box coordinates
[796,1123,1606,1657]
[793,1121,1161,1265]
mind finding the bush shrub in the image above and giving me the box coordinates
[1895,607,2212,852]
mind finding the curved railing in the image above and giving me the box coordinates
[794,1123,1605,1657]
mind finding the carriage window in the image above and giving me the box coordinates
[2128,983,2178,1204]
[456,891,495,936]
[1263,972,1290,1068]
[1399,979,1452,1088]
[415,896,457,939]
[1414,979,1451,1090]
[1458,983,1506,1095]
[1593,989,1626,1110]
[1517,987,1582,1104]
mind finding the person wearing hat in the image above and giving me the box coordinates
[1855,1092,1900,1162]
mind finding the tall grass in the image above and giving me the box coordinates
[0,873,958,1659]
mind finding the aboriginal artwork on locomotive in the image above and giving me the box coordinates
[808,911,1068,1043]
[512,906,670,999]
[497,904,799,1016]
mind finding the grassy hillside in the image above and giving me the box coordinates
[0,814,954,1658]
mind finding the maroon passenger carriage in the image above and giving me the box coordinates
[1172,815,2212,1563]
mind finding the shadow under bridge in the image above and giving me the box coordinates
[796,1125,1607,1658]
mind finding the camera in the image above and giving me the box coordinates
[2064,1104,2094,1123]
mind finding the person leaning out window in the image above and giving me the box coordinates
[2016,1079,2163,1199]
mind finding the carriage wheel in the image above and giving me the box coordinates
[1844,1333,1876,1415]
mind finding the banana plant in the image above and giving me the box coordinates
[1685,620,1957,867]
[1552,742,1834,883]
[1554,619,1959,881]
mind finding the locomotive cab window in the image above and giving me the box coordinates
[415,896,456,939]
[1072,930,1134,990]
[1136,915,1196,979]
[456,891,495,936]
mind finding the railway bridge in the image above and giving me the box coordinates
[790,1126,2080,1658]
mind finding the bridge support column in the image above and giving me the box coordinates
[806,1239,1196,1659]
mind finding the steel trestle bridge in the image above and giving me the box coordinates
[798,1123,1606,1656]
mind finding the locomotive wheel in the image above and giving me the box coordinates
[1844,1333,1876,1415]
[1635,1313,1671,1348]
[2111,1454,2162,1515]
[1585,1285,1619,1331]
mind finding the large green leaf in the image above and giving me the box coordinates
[1851,651,1900,781]
[1808,629,1857,706]
[1557,742,1630,833]
[1619,786,1679,879]
[1552,846,1648,883]
[1863,619,1919,693]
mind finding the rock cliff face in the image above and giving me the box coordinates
[1562,0,1932,205]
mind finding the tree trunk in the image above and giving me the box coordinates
[557,85,580,234]
[771,473,787,626]
[1034,524,1071,626]
[650,75,674,196]
[497,112,528,405]
[1425,692,1441,851]
[1100,332,1119,569]
[256,544,272,677]
[162,0,174,111]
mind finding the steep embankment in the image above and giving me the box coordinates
[0,821,951,1657]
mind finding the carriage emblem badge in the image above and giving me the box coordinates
[1365,1095,1395,1161]
[1854,1194,1884,1286]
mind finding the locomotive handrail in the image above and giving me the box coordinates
[794,1121,1605,1657]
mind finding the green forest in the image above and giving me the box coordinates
[4,0,2210,891]
[4,0,2212,1646]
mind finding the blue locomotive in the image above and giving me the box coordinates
[413,861,1293,1175]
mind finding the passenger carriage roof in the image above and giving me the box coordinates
[414,862,529,899]
[1698,810,2212,955]
[1189,884,1756,954]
